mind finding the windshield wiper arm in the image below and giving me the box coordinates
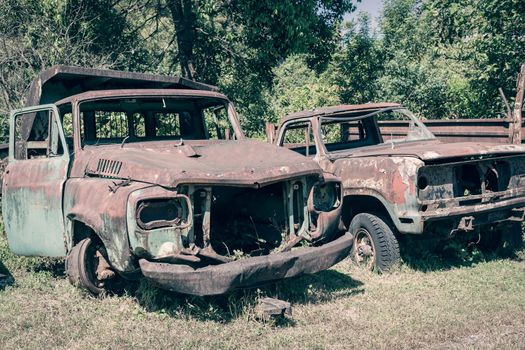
[120,136,130,148]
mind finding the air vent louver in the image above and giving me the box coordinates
[96,159,123,176]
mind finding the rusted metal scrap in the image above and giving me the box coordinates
[274,103,525,271]
[2,66,351,296]
[256,297,292,321]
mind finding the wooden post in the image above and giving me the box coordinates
[265,122,276,144]
[511,63,525,144]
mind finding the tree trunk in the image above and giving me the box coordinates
[167,0,196,80]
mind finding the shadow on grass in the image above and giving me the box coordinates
[0,259,14,290]
[29,258,65,278]
[399,233,524,272]
[128,269,364,324]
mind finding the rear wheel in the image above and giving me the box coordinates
[66,237,118,295]
[349,213,400,272]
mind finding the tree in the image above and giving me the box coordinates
[264,55,341,126]
[0,0,133,142]
[377,0,525,119]
[167,0,197,79]
[329,13,385,105]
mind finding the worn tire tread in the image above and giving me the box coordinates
[350,213,400,272]
[66,238,104,295]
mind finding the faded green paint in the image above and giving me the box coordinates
[2,105,70,257]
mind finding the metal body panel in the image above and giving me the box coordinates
[63,178,149,272]
[2,105,69,257]
[69,140,322,188]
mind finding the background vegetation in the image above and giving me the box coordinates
[1,2,525,347]
[0,0,524,140]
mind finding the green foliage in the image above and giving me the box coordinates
[330,13,385,104]
[264,55,341,125]
[0,0,524,138]
[377,0,525,119]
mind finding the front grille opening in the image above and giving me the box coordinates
[484,167,499,192]
[455,164,482,206]
[484,161,510,193]
[192,183,290,258]
[456,164,481,197]
[292,182,305,228]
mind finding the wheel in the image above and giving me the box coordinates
[66,237,117,295]
[349,213,401,272]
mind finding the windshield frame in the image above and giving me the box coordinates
[317,107,436,155]
[69,94,244,151]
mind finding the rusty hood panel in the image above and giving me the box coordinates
[83,140,322,187]
[330,140,525,163]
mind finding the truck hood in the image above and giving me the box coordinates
[330,139,525,163]
[84,140,322,187]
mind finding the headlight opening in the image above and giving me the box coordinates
[311,182,341,212]
[136,196,191,230]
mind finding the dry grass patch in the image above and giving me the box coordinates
[1,231,525,349]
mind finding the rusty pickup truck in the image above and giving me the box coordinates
[273,103,525,271]
[1,66,351,296]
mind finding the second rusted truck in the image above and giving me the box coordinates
[274,103,525,271]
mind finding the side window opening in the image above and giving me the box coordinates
[60,105,75,153]
[13,109,65,160]
[321,119,375,152]
[281,122,316,156]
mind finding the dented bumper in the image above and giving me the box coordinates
[139,233,354,296]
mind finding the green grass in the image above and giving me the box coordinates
[1,230,524,349]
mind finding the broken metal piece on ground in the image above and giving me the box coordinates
[256,297,292,321]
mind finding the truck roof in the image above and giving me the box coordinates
[280,103,401,124]
[54,89,229,106]
[26,65,218,106]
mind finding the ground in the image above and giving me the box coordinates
[1,230,524,349]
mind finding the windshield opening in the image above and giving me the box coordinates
[77,96,236,146]
[320,108,435,153]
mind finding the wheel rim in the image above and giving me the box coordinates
[354,228,376,270]
[84,241,105,290]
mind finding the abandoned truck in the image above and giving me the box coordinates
[1,66,351,296]
[273,103,525,271]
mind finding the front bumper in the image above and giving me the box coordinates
[422,204,525,233]
[139,233,354,296]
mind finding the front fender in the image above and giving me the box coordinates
[63,178,151,272]
[332,156,424,234]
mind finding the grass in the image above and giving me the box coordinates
[1,230,524,349]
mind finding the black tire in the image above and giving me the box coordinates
[349,213,401,272]
[66,237,114,295]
